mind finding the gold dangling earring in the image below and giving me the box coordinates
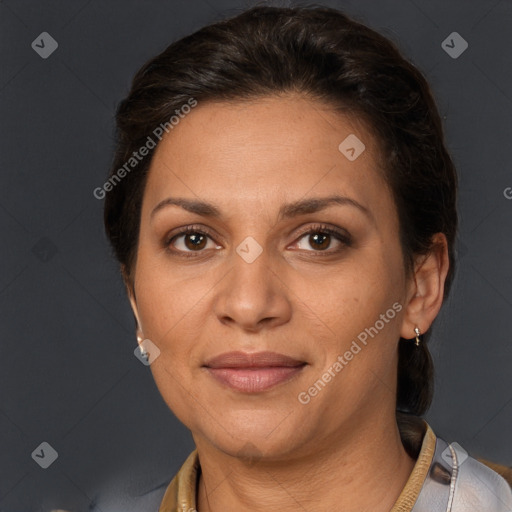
[414,327,421,347]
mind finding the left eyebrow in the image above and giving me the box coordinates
[278,195,372,223]
[150,194,373,223]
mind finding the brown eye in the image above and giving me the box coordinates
[308,232,331,250]
[293,225,352,253]
[167,227,221,255]
[183,232,207,250]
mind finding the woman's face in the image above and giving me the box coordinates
[129,95,417,460]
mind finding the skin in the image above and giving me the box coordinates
[126,94,449,511]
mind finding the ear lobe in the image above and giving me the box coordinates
[129,295,146,347]
[121,264,144,343]
[400,233,450,339]
[135,326,145,347]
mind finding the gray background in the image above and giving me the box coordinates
[1,0,511,511]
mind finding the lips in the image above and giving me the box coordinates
[203,351,306,392]
[204,351,305,369]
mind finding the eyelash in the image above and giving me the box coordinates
[164,223,352,258]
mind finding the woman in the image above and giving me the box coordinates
[103,5,512,511]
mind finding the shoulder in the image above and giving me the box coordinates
[454,451,512,510]
[478,458,512,488]
[398,415,512,510]
[427,433,512,510]
[398,414,512,489]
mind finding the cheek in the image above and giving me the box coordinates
[300,253,403,353]
[134,250,208,339]
[134,263,208,421]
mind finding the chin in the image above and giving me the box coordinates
[193,412,308,461]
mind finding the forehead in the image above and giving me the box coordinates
[142,95,394,222]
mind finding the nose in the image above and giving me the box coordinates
[212,243,292,333]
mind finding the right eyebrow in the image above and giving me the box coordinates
[151,197,222,220]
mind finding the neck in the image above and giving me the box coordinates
[195,412,417,512]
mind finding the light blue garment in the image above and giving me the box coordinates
[412,437,512,511]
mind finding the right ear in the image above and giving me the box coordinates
[121,264,144,344]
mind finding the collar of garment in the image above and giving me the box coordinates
[158,420,512,512]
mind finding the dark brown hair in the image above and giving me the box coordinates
[103,5,458,418]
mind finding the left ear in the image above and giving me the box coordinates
[121,263,145,346]
[400,233,450,340]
